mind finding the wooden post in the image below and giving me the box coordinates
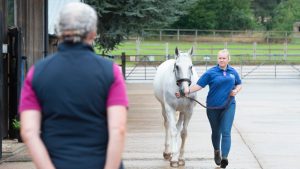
[195,29,198,42]
[136,38,140,55]
[159,30,162,41]
[284,32,288,61]
[224,42,228,49]
[239,54,243,79]
[193,41,197,55]
[253,42,257,59]
[213,30,216,41]
[15,0,45,67]
[283,42,287,61]
[165,42,168,60]
[44,0,48,58]
[0,10,3,160]
[0,0,8,158]
[121,52,126,79]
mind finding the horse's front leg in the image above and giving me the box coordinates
[178,111,192,166]
[176,111,184,132]
[165,104,180,167]
[161,104,171,160]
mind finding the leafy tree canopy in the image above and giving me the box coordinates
[251,0,281,30]
[85,0,190,53]
[171,0,256,30]
[271,0,300,31]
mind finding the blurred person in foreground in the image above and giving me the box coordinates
[19,2,128,169]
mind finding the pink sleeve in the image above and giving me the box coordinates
[18,66,42,113]
[106,64,129,107]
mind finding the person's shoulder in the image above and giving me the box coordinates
[227,64,235,69]
[90,54,115,73]
[207,65,218,73]
[31,53,60,82]
[34,53,57,68]
[200,66,215,78]
[228,65,238,73]
[93,54,113,64]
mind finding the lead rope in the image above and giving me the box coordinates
[184,95,232,110]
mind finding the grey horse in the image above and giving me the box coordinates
[153,47,198,167]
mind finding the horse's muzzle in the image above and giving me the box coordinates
[179,88,185,97]
[176,78,191,86]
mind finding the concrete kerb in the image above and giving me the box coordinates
[0,140,28,162]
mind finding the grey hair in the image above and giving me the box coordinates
[55,2,97,42]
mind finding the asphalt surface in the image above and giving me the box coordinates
[1,79,300,169]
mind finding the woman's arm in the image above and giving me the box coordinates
[104,105,127,169]
[231,84,242,96]
[20,110,55,169]
[189,84,203,94]
[175,84,203,98]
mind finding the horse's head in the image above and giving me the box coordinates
[174,47,194,96]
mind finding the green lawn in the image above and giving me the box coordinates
[96,40,300,64]
[105,40,299,54]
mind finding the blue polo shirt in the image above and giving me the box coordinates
[197,65,241,107]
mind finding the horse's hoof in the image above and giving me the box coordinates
[178,159,185,166]
[163,152,172,160]
[170,161,179,168]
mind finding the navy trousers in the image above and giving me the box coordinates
[206,102,236,158]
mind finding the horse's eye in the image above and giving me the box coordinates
[176,65,179,70]
[190,66,192,69]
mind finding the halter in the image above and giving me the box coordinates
[173,63,192,86]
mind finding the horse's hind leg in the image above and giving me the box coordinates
[178,112,192,166]
[161,104,171,160]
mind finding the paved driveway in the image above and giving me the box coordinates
[1,79,300,169]
[123,79,300,169]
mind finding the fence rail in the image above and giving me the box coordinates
[140,29,299,42]
[105,54,300,80]
[108,29,300,57]
[104,29,300,80]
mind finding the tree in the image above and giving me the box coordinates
[171,0,217,29]
[251,0,281,30]
[172,0,255,30]
[271,0,300,31]
[216,0,256,30]
[85,0,188,53]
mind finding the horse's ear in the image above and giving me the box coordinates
[175,47,179,57]
[189,47,194,56]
